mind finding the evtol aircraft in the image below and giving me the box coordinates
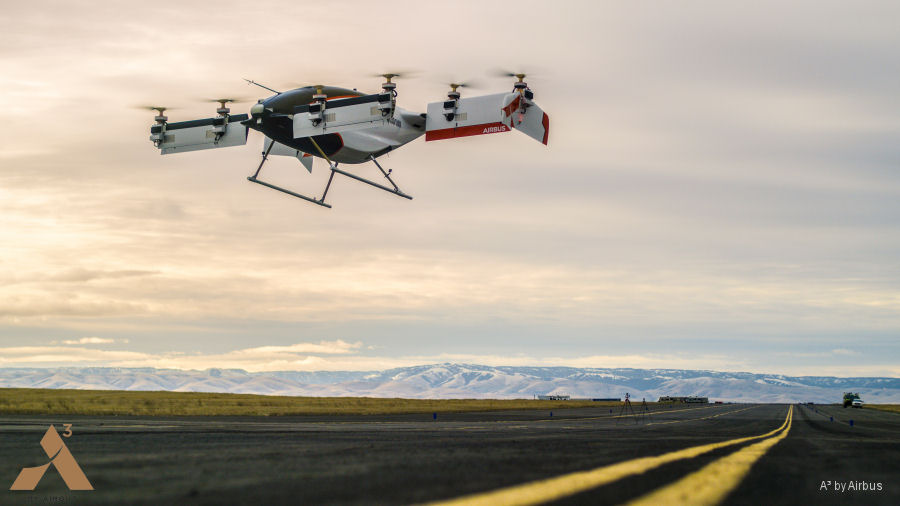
[146,73,549,208]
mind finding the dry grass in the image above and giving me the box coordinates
[866,404,900,414]
[0,388,623,416]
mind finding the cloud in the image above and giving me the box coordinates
[2,242,898,332]
[0,346,151,364]
[0,340,366,372]
[777,348,866,359]
[234,341,362,355]
[0,300,147,319]
[46,269,158,283]
[60,337,128,345]
[0,339,895,378]
[831,348,861,356]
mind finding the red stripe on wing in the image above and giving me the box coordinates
[425,122,511,142]
[541,113,549,145]
[501,95,521,118]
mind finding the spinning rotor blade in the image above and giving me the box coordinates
[298,84,328,96]
[202,97,250,110]
[282,69,360,90]
[492,67,541,81]
[135,105,176,114]
[445,80,481,91]
[282,83,324,90]
[369,70,418,81]
[495,70,527,82]
[281,79,354,94]
[202,97,249,104]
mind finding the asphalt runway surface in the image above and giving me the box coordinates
[0,403,897,505]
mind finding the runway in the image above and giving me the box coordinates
[0,403,897,505]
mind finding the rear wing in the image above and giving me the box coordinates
[150,114,249,154]
[424,92,549,145]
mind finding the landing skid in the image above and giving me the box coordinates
[247,139,412,208]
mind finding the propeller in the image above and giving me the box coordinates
[281,69,359,90]
[136,105,173,114]
[282,81,335,90]
[494,65,541,77]
[494,68,538,93]
[447,80,480,92]
[204,97,248,107]
[370,71,416,83]
[277,83,338,101]
[441,80,480,100]
[135,105,174,123]
[372,71,414,95]
[495,70,528,83]
[200,97,247,115]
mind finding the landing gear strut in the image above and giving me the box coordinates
[246,139,412,208]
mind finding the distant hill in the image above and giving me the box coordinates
[1,364,898,403]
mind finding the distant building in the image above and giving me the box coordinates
[537,395,571,401]
[658,396,708,404]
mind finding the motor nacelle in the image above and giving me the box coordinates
[442,84,464,121]
[150,124,166,145]
[443,99,457,121]
[208,100,237,137]
[308,102,324,126]
[212,116,228,135]
[509,73,533,112]
[148,109,168,146]
[377,92,394,116]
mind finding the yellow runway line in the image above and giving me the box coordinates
[425,406,789,506]
[257,403,725,427]
[595,403,725,421]
[534,403,737,425]
[645,405,757,426]
[627,405,793,506]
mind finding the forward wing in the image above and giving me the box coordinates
[292,94,395,138]
[150,114,249,154]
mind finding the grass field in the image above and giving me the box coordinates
[867,404,900,414]
[0,388,625,416]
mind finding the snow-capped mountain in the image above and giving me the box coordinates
[1,364,898,403]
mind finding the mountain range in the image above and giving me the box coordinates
[1,364,899,403]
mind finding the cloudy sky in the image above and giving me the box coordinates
[1,1,898,377]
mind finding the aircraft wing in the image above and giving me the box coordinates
[501,93,549,145]
[151,114,249,154]
[425,93,548,145]
[292,94,395,138]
